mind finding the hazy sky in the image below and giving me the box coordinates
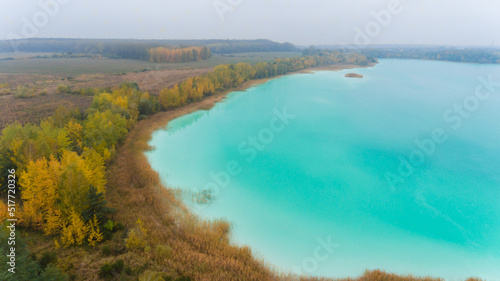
[1,0,499,46]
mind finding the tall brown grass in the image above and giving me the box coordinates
[106,106,276,280]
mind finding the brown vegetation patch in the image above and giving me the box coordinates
[0,68,212,96]
[0,68,212,133]
[0,93,92,132]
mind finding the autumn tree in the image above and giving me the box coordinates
[19,156,62,234]
[159,84,182,109]
[149,46,211,63]
[83,110,128,160]
[58,150,106,216]
[48,106,81,128]
[64,120,83,153]
[0,122,69,183]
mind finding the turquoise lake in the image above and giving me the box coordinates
[146,59,500,280]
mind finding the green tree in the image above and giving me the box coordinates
[0,223,68,280]
[81,185,115,224]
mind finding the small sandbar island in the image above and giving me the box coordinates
[345,73,363,78]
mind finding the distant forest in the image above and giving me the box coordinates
[2,38,498,64]
[0,38,297,60]
[355,47,500,64]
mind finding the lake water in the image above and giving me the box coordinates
[146,59,500,280]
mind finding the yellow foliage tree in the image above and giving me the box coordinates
[58,151,106,216]
[19,156,62,233]
[159,84,181,109]
[125,219,148,250]
[19,150,106,241]
[82,148,107,194]
[149,46,209,63]
[59,210,88,246]
[57,211,104,247]
[87,215,104,246]
[0,122,69,172]
[182,77,198,102]
[65,120,83,153]
[82,110,128,161]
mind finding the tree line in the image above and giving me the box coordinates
[159,50,374,109]
[0,38,297,58]
[0,82,160,248]
[149,46,211,63]
[205,40,296,54]
[357,47,500,64]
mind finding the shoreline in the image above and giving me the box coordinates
[378,57,499,65]
[106,60,481,280]
[107,62,377,280]
[141,62,377,134]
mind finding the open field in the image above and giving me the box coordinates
[0,52,302,76]
[0,52,57,59]
[0,93,92,132]
[0,67,212,132]
[0,67,213,94]
[0,51,302,132]
[0,57,148,76]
